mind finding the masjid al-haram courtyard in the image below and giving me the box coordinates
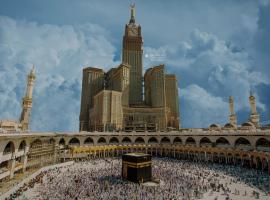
[10,158,270,200]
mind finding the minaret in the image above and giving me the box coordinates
[249,91,260,127]
[122,3,143,105]
[20,66,36,131]
[229,96,237,127]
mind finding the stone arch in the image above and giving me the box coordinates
[122,137,132,143]
[234,153,241,165]
[235,137,252,150]
[18,140,26,151]
[109,137,119,144]
[213,152,219,163]
[262,157,268,171]
[135,137,145,144]
[255,157,262,169]
[234,137,251,147]
[220,152,225,157]
[256,138,270,151]
[84,137,94,145]
[148,137,158,144]
[69,137,80,146]
[185,137,196,146]
[161,137,171,144]
[3,141,15,155]
[241,154,251,167]
[216,137,230,147]
[97,137,106,144]
[173,137,182,145]
[199,137,212,147]
[49,138,55,144]
[59,138,66,145]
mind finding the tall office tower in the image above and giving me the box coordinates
[89,90,123,131]
[20,67,36,131]
[79,67,104,131]
[79,5,181,132]
[144,65,167,129]
[165,74,180,129]
[144,65,166,107]
[122,4,143,105]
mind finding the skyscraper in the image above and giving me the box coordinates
[79,67,104,131]
[122,4,143,105]
[79,4,180,132]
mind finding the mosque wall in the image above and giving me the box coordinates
[1,128,270,182]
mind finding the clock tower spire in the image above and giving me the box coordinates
[130,3,136,24]
[122,4,143,105]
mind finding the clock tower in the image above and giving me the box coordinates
[122,4,143,105]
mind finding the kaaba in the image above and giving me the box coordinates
[122,153,152,183]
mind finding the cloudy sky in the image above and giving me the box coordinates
[0,0,269,131]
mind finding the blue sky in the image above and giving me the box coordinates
[0,0,269,131]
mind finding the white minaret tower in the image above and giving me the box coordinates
[229,96,237,127]
[249,91,260,127]
[20,66,36,131]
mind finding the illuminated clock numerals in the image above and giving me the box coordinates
[132,28,138,35]
[129,28,138,36]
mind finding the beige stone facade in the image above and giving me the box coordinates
[89,90,123,131]
[0,120,22,133]
[79,5,180,132]
[79,67,104,131]
[123,106,166,131]
[106,63,130,106]
[1,128,270,184]
[165,74,180,130]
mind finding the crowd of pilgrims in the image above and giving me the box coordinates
[8,157,270,200]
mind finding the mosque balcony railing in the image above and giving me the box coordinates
[177,129,270,136]
[28,154,54,161]
[235,145,254,151]
[14,163,23,172]
[76,128,270,136]
[59,153,73,159]
[15,151,25,158]
[0,170,10,180]
[26,160,41,168]
[216,144,231,148]
[1,153,13,162]
[3,148,13,155]
[256,147,270,152]
[27,157,54,168]
[28,148,55,155]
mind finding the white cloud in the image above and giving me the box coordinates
[179,84,229,127]
[143,25,265,116]
[145,29,269,126]
[1,6,269,130]
[0,16,119,131]
[181,84,228,128]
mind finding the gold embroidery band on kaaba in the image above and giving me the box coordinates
[122,161,152,168]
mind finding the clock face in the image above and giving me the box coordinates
[128,27,138,36]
